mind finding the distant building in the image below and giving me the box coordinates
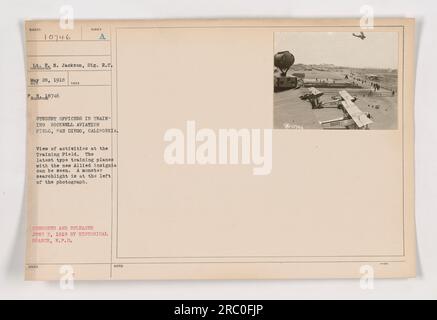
[366,74,381,81]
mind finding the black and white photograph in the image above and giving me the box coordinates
[274,32,399,130]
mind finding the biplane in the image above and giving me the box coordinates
[352,31,366,40]
[302,87,373,130]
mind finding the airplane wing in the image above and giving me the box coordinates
[339,89,354,101]
[339,90,373,128]
[308,87,324,98]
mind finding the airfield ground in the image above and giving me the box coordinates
[274,67,398,130]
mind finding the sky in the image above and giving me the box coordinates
[275,32,398,69]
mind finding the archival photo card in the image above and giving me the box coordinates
[274,32,399,130]
[24,19,415,280]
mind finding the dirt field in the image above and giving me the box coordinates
[274,66,398,130]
